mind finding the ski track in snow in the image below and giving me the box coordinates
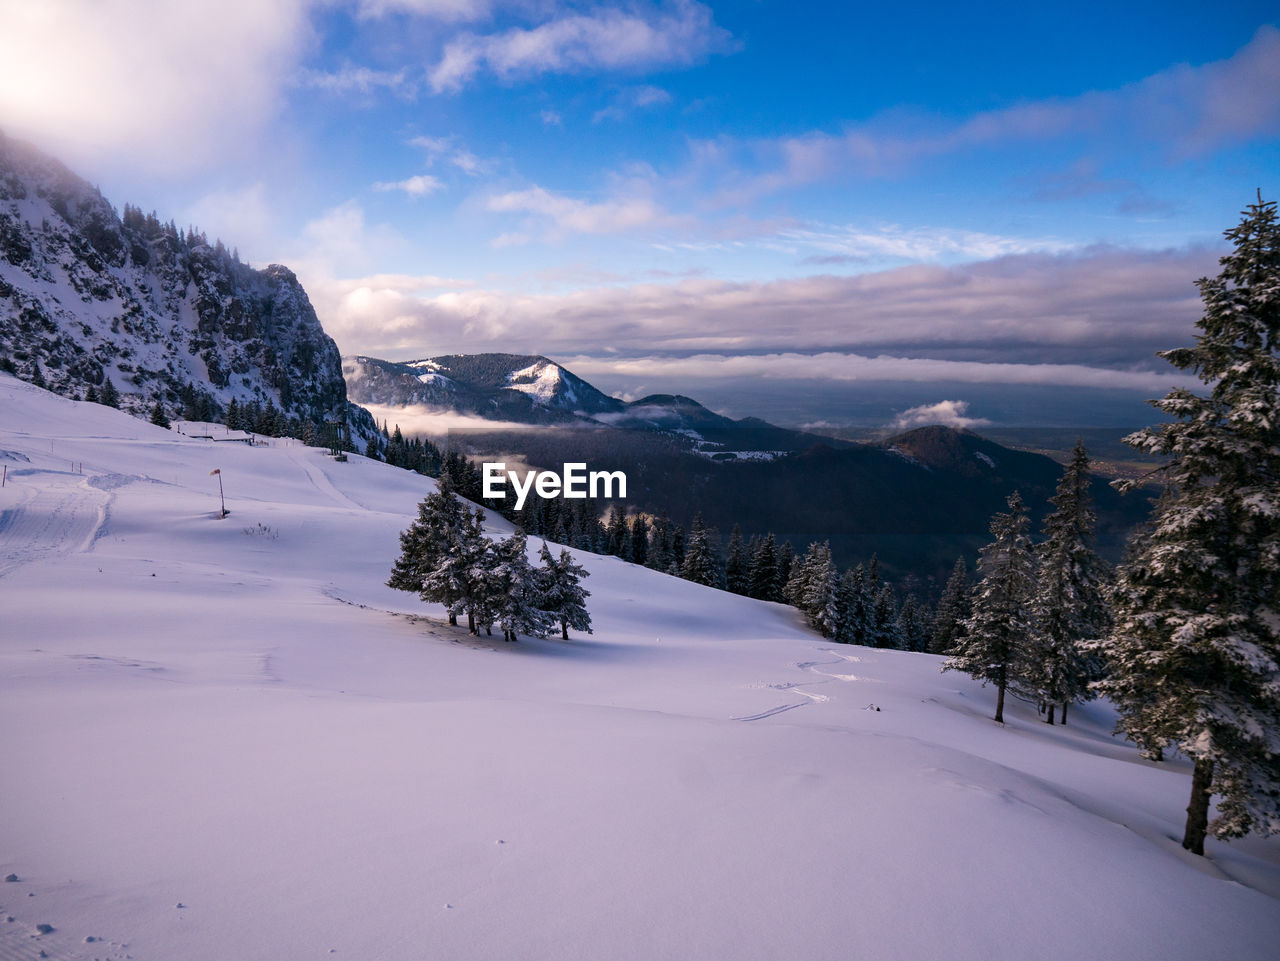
[737,654,873,720]
[0,470,111,579]
[289,447,366,511]
[732,701,809,722]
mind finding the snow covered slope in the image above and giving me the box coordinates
[1,371,1277,961]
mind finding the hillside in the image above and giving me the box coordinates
[2,370,1277,961]
[0,131,358,433]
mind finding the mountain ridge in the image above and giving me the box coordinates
[344,351,846,456]
[0,130,368,439]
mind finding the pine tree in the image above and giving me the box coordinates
[748,533,779,601]
[83,383,99,404]
[646,516,673,572]
[100,378,120,408]
[419,505,490,634]
[784,547,807,606]
[794,542,839,637]
[944,492,1037,723]
[775,541,795,595]
[1097,194,1280,855]
[149,401,170,429]
[893,596,932,653]
[628,515,649,567]
[571,499,599,552]
[538,543,593,640]
[871,584,900,649]
[387,478,471,628]
[680,514,723,588]
[29,360,46,389]
[724,524,749,595]
[1025,442,1109,724]
[257,399,280,436]
[605,506,627,557]
[490,531,554,642]
[835,564,872,645]
[670,524,686,569]
[930,557,970,654]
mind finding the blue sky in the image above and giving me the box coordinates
[1,1,1277,427]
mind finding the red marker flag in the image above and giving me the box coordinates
[209,468,220,475]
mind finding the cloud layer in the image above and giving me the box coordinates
[310,244,1217,370]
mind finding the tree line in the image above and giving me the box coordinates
[947,195,1279,860]
[942,443,1108,727]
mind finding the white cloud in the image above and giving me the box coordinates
[295,64,413,96]
[372,174,445,196]
[182,182,276,263]
[486,184,682,237]
[354,0,490,19]
[428,0,734,92]
[890,400,992,430]
[408,135,453,155]
[358,403,533,438]
[788,223,1070,263]
[491,231,532,249]
[295,200,406,275]
[406,134,494,176]
[593,84,673,122]
[0,0,311,175]
[449,149,488,176]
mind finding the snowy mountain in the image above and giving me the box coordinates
[344,352,625,425]
[345,352,839,457]
[2,370,1278,961]
[0,131,353,429]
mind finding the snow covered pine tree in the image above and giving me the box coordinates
[1026,442,1109,725]
[538,543,593,640]
[387,478,476,630]
[1100,193,1280,856]
[490,531,555,642]
[930,557,970,654]
[943,492,1037,723]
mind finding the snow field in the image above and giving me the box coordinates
[1,372,1278,961]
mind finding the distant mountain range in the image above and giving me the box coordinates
[346,351,1152,584]
[345,352,848,457]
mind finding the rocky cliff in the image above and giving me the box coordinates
[0,131,350,428]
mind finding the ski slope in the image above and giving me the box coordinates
[1,372,1277,961]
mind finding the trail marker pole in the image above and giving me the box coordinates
[210,468,227,517]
